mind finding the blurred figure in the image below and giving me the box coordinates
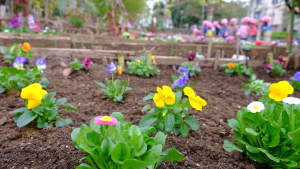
[225,18,239,37]
[237,17,250,41]
[219,18,228,38]
[213,21,221,36]
[202,20,208,35]
[206,22,213,37]
[248,18,257,41]
[260,16,272,42]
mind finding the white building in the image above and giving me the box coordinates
[247,0,285,32]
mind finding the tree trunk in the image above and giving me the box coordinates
[44,0,49,21]
[207,0,215,22]
[10,0,14,16]
[111,0,117,36]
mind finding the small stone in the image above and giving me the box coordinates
[0,117,7,126]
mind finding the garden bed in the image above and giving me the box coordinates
[0,55,299,168]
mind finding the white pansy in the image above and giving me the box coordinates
[247,101,265,113]
[282,97,300,105]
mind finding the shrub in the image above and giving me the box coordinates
[127,56,159,77]
[70,17,85,28]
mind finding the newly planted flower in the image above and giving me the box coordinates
[224,96,300,168]
[70,58,85,71]
[0,64,49,94]
[140,85,206,137]
[127,56,159,77]
[36,58,47,72]
[265,57,286,75]
[221,62,251,76]
[84,57,91,69]
[180,61,201,77]
[2,43,33,64]
[241,75,270,96]
[95,62,132,103]
[268,81,293,102]
[11,83,79,128]
[171,67,196,91]
[71,112,184,169]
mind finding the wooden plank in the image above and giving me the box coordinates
[214,50,220,70]
[207,38,212,58]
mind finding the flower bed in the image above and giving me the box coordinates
[1,54,299,168]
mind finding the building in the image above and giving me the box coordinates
[247,0,285,32]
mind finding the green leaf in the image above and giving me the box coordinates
[143,93,155,101]
[65,118,73,125]
[76,128,96,155]
[10,107,28,114]
[56,119,66,127]
[94,81,106,88]
[71,128,81,147]
[17,110,37,127]
[8,76,19,81]
[56,98,67,106]
[140,127,156,136]
[227,118,240,132]
[111,142,131,163]
[142,105,152,112]
[180,123,190,138]
[223,140,243,153]
[164,113,175,132]
[153,131,166,147]
[44,122,53,128]
[129,125,142,138]
[245,128,260,136]
[163,147,185,162]
[110,112,124,123]
[183,116,199,131]
[76,163,93,169]
[121,159,148,169]
[101,137,115,157]
[0,86,5,94]
[139,113,157,127]
[65,103,79,111]
[140,144,162,165]
[115,95,123,102]
[174,91,182,104]
[0,46,7,51]
[85,130,100,146]
[41,77,49,88]
[120,81,129,86]
[104,127,125,143]
[4,53,14,59]
[37,118,45,128]
[17,82,25,88]
[288,127,300,150]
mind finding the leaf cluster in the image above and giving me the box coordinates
[1,44,33,64]
[95,79,132,103]
[71,112,184,169]
[221,62,249,76]
[180,62,201,77]
[71,58,85,71]
[11,92,79,128]
[266,64,286,75]
[0,66,49,94]
[241,75,270,96]
[127,56,159,77]
[290,77,300,92]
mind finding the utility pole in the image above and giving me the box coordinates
[289,0,295,53]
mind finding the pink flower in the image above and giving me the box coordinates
[84,57,91,69]
[188,53,196,61]
[94,116,118,125]
[226,36,235,42]
[278,58,285,66]
[146,33,152,38]
[264,64,274,70]
[197,36,205,41]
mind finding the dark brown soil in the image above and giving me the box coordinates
[0,55,299,169]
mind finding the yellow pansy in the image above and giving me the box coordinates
[269,81,294,102]
[183,87,207,111]
[153,87,165,107]
[136,60,140,64]
[153,86,175,107]
[162,86,175,105]
[21,83,47,109]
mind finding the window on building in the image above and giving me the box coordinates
[256,0,261,4]
[272,0,278,4]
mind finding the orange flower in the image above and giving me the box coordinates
[136,60,140,64]
[152,55,157,65]
[227,63,235,69]
[22,42,31,51]
[117,66,122,75]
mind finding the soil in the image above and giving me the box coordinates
[1,55,299,169]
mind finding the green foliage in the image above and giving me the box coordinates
[2,43,33,64]
[271,31,297,39]
[180,62,201,77]
[221,62,248,76]
[290,77,300,92]
[11,92,78,128]
[127,56,159,77]
[70,17,85,28]
[71,112,184,168]
[241,75,271,96]
[95,79,132,103]
[71,58,85,71]
[266,64,286,75]
[224,101,300,168]
[140,91,199,137]
[0,66,48,94]
[1,25,39,34]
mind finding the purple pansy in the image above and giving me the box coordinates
[36,58,47,70]
[13,57,27,70]
[177,67,189,76]
[294,71,300,81]
[264,64,274,70]
[106,62,117,76]
[174,74,188,88]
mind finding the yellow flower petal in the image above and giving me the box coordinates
[27,98,41,109]
[154,93,164,107]
[183,87,195,97]
[278,81,294,94]
[157,87,164,96]
[21,83,43,99]
[165,95,175,105]
[189,96,207,110]
[162,86,175,105]
[269,81,294,102]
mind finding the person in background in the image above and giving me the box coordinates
[213,21,221,36]
[225,18,239,37]
[219,18,228,38]
[202,20,208,35]
[260,16,271,31]
[206,22,213,37]
[248,18,257,41]
[237,17,250,41]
